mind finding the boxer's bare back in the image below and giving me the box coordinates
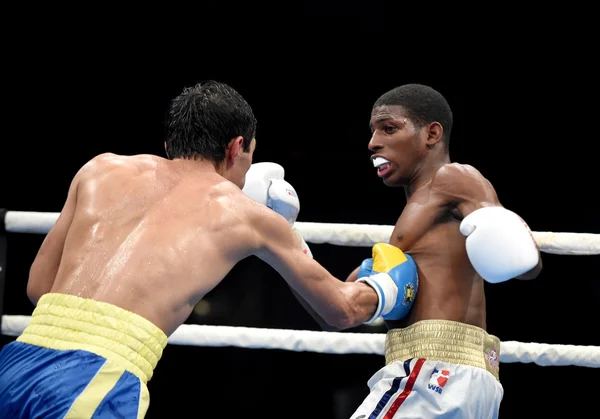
[28,152,378,336]
[28,153,261,336]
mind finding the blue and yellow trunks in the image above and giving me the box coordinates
[0,293,168,418]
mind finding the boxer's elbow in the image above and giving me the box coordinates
[27,268,51,306]
[26,281,43,306]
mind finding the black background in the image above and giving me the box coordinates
[1,3,599,418]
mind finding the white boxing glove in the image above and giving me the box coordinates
[243,163,310,256]
[242,162,300,224]
[268,178,300,225]
[274,185,311,257]
[242,162,285,206]
[460,206,539,283]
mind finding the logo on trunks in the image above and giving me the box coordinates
[428,368,451,394]
[485,346,499,372]
[402,283,416,306]
[286,188,297,198]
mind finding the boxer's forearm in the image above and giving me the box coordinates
[342,281,380,326]
[288,281,379,331]
[288,286,340,331]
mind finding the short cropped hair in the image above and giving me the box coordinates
[165,80,257,162]
[374,83,453,147]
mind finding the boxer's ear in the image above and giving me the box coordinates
[226,136,244,168]
[425,122,443,147]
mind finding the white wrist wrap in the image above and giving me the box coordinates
[356,272,398,324]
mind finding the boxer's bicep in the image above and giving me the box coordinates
[27,172,81,305]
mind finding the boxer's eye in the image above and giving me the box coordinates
[384,126,396,134]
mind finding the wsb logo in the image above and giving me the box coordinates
[427,368,451,394]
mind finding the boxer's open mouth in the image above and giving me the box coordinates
[372,157,391,177]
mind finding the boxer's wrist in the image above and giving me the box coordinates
[356,273,398,323]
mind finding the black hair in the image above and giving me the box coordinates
[164,80,257,162]
[374,83,453,147]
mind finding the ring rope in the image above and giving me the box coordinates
[2,210,599,369]
[1,315,599,368]
[4,211,600,255]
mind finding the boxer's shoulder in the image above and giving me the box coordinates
[433,163,485,184]
[212,183,277,229]
[80,153,164,175]
[430,163,496,203]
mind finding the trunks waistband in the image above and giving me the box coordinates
[17,293,168,384]
[385,319,501,381]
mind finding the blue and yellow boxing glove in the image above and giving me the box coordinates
[356,243,418,323]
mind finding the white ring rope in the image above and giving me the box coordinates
[4,211,600,255]
[2,210,599,368]
[1,315,599,368]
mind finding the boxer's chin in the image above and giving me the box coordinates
[381,170,403,187]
